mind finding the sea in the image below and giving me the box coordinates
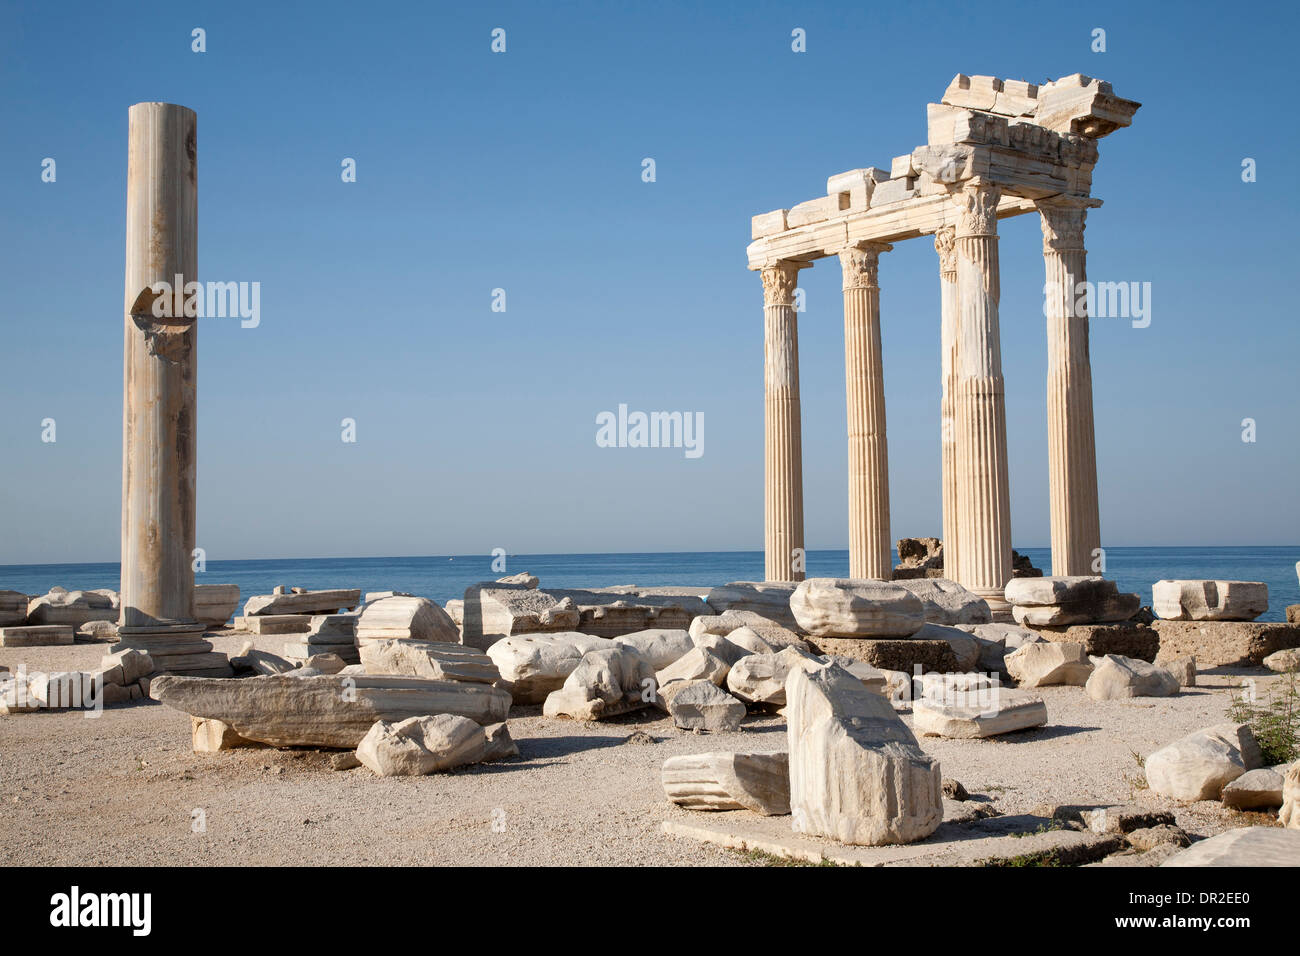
[1,547,1297,622]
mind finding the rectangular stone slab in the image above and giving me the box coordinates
[1152,621,1300,668]
[243,589,361,616]
[238,614,316,635]
[150,674,512,749]
[0,625,75,647]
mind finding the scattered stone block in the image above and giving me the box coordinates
[1006,576,1139,626]
[299,653,348,674]
[913,687,1047,738]
[805,636,959,674]
[914,622,980,670]
[26,588,117,628]
[0,590,27,626]
[150,674,512,749]
[656,647,730,689]
[482,722,519,760]
[356,714,487,777]
[1163,654,1196,687]
[542,646,656,721]
[661,679,746,732]
[1220,767,1285,809]
[611,629,694,669]
[192,716,260,752]
[662,751,790,815]
[355,596,459,645]
[485,632,612,704]
[725,646,824,706]
[0,625,75,647]
[790,578,925,638]
[689,631,761,667]
[1161,826,1300,866]
[786,664,943,846]
[193,583,240,626]
[1153,621,1300,668]
[359,639,499,683]
[1085,655,1180,701]
[230,642,295,676]
[1145,723,1262,801]
[1263,648,1300,673]
[1126,825,1190,851]
[243,588,361,616]
[239,614,315,635]
[100,648,154,685]
[77,620,119,641]
[1282,764,1299,829]
[688,612,803,650]
[1031,621,1160,661]
[1152,579,1267,622]
[894,578,991,625]
[460,583,580,647]
[705,582,800,631]
[1005,641,1092,687]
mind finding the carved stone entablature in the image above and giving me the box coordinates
[838,242,892,290]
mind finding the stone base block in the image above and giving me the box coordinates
[238,614,317,635]
[1032,622,1160,662]
[1288,605,1300,625]
[0,625,75,647]
[804,637,958,674]
[1152,621,1300,668]
[119,624,233,678]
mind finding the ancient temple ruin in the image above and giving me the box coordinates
[746,73,1140,614]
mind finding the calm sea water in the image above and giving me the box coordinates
[0,547,1296,622]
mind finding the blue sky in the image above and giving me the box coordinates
[1,0,1296,564]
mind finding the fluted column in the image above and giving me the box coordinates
[934,226,960,582]
[839,242,892,580]
[762,260,808,582]
[1040,201,1100,576]
[952,182,1013,614]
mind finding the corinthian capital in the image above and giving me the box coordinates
[760,260,805,307]
[1038,202,1087,255]
[838,241,892,291]
[954,181,1001,238]
[933,226,957,276]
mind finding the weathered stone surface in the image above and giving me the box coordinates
[1014,593,1140,627]
[1220,767,1285,809]
[612,629,693,669]
[1163,655,1196,687]
[356,714,487,777]
[1085,655,1180,701]
[355,596,459,645]
[1006,576,1138,626]
[1152,580,1268,622]
[662,751,790,815]
[359,639,499,684]
[656,647,729,689]
[244,589,361,617]
[542,646,656,721]
[1281,763,1299,829]
[913,687,1047,738]
[822,656,888,694]
[1161,826,1300,866]
[193,583,240,626]
[192,716,259,752]
[485,632,611,704]
[100,648,154,684]
[299,653,348,674]
[237,613,315,635]
[690,631,763,667]
[914,622,980,671]
[482,721,519,761]
[891,537,944,579]
[1263,648,1300,673]
[150,674,511,748]
[1289,604,1300,625]
[661,680,746,732]
[1031,622,1160,662]
[786,664,943,846]
[805,636,959,674]
[546,586,709,638]
[460,584,580,647]
[1145,723,1262,801]
[895,578,991,625]
[1153,621,1300,668]
[1005,641,1092,687]
[0,625,75,647]
[78,620,119,641]
[790,579,925,638]
[26,588,118,628]
[688,612,803,650]
[0,590,27,626]
[705,582,800,631]
[1125,825,1190,852]
[1066,804,1176,834]
[725,646,825,706]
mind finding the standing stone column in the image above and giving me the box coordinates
[952,182,1013,616]
[839,242,892,580]
[1039,201,1101,576]
[934,226,960,582]
[762,260,808,582]
[120,102,229,677]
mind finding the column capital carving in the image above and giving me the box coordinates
[954,181,1001,238]
[760,260,807,307]
[1038,202,1087,254]
[837,241,892,291]
[933,226,957,277]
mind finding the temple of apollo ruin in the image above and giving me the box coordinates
[746,73,1140,615]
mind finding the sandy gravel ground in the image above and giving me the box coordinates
[0,631,1286,866]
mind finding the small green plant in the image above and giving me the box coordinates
[736,848,843,867]
[1124,748,1149,795]
[1228,671,1300,765]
